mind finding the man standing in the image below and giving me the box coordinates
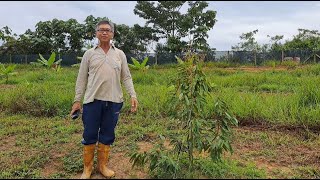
[70,20,138,179]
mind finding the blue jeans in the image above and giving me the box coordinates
[81,99,123,145]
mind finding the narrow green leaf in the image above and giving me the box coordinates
[47,52,56,66]
[141,56,149,67]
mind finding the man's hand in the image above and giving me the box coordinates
[70,101,81,117]
[131,97,138,113]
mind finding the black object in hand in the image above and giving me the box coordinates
[71,110,80,120]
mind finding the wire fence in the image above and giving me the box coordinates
[1,50,320,66]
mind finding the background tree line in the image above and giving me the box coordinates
[232,28,320,53]
[0,1,216,56]
[1,1,320,57]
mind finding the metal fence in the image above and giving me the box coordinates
[1,50,320,66]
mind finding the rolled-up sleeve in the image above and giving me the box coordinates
[120,51,137,98]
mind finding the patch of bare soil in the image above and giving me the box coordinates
[0,84,16,89]
[124,126,319,179]
[238,118,320,134]
[0,136,17,152]
[230,127,320,178]
[41,139,80,178]
[0,135,43,166]
[224,66,289,72]
[40,125,319,179]
[41,155,64,178]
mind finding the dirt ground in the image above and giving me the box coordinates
[68,125,319,179]
[231,126,320,179]
[224,66,289,72]
[3,121,318,179]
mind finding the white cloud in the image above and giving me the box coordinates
[0,1,145,35]
[0,1,90,34]
[207,1,320,50]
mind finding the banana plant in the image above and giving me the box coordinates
[0,63,17,84]
[31,52,62,71]
[128,57,150,71]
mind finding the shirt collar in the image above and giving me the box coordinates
[94,43,115,50]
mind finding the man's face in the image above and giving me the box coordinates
[96,24,114,43]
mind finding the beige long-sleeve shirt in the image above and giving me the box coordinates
[73,45,137,104]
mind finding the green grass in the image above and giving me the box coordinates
[0,63,320,178]
[2,63,320,128]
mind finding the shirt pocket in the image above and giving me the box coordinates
[112,57,121,72]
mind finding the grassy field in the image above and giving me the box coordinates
[0,62,319,178]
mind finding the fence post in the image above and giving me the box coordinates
[9,54,12,63]
[227,51,229,62]
[155,53,158,65]
[281,50,284,63]
[254,50,257,66]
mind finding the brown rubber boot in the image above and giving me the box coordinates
[97,143,115,178]
[80,144,96,179]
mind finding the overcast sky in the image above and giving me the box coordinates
[1,1,320,51]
